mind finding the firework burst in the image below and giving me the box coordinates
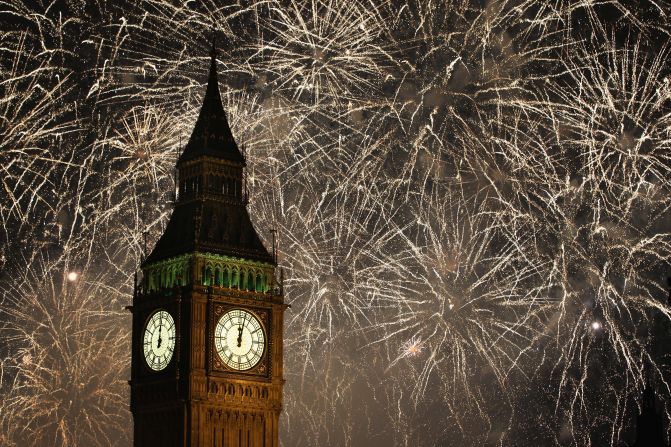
[1,1,671,446]
[0,251,131,446]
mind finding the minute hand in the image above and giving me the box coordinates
[239,312,250,345]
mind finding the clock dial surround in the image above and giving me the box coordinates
[143,310,176,371]
[214,309,266,371]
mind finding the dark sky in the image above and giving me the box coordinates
[1,0,671,446]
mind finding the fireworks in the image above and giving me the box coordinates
[0,252,131,446]
[1,0,671,445]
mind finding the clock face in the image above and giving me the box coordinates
[214,309,265,371]
[143,310,176,371]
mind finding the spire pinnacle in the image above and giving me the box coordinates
[177,33,245,164]
[207,34,218,91]
[210,33,217,64]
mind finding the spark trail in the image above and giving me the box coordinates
[1,0,671,446]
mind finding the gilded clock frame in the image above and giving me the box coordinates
[209,303,271,378]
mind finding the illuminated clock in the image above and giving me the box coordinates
[214,309,265,371]
[143,310,176,371]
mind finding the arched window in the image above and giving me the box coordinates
[214,268,220,286]
[222,268,230,287]
[247,272,254,291]
[256,274,263,292]
[232,268,239,288]
[203,266,213,286]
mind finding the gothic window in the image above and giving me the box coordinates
[203,266,213,286]
[222,268,230,287]
[214,268,220,286]
[232,268,239,288]
[247,272,254,291]
[256,274,263,292]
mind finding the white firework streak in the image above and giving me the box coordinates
[0,250,131,446]
[0,22,83,248]
[247,0,397,106]
[1,0,671,446]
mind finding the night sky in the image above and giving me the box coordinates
[1,1,671,446]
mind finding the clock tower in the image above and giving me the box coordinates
[129,42,285,447]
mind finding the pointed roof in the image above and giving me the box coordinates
[143,201,274,265]
[179,39,245,164]
[142,39,273,268]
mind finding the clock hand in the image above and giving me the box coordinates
[157,316,163,349]
[237,311,249,347]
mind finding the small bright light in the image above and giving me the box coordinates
[21,353,32,365]
[591,321,602,330]
[401,336,424,358]
[67,271,78,282]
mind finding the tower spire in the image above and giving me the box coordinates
[209,33,217,87]
[142,42,272,267]
[211,33,216,56]
[177,35,244,164]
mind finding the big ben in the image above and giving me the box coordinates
[129,41,286,447]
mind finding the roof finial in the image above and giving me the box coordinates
[210,31,217,61]
[207,29,219,90]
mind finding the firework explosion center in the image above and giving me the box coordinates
[129,42,286,447]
